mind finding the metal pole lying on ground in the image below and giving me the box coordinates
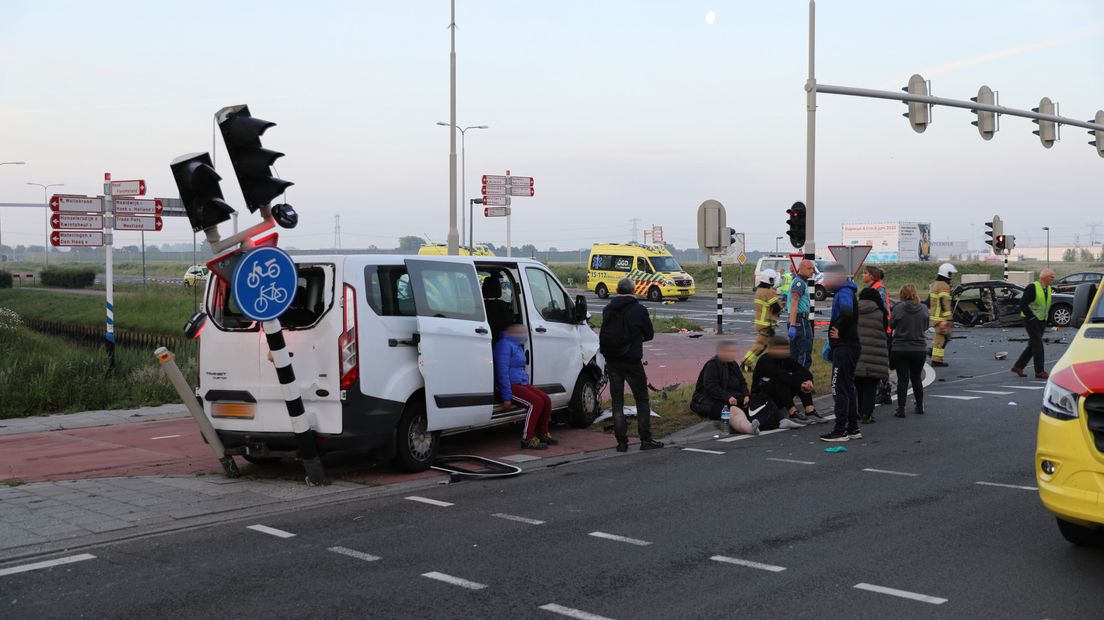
[154,347,239,477]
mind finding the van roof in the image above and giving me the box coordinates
[589,242,672,255]
[291,254,545,266]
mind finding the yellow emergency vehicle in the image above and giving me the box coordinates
[586,243,695,302]
[418,243,496,257]
[1036,281,1104,546]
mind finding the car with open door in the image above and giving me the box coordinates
[196,254,603,473]
[950,280,1074,328]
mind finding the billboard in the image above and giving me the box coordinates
[841,222,932,263]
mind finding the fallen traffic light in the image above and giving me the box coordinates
[217,105,294,213]
[170,152,235,234]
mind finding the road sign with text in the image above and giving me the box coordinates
[508,185,535,197]
[484,206,510,217]
[482,185,507,196]
[482,196,511,207]
[508,176,533,187]
[113,198,164,216]
[49,195,104,213]
[50,213,104,230]
[481,175,508,186]
[114,215,164,231]
[51,231,104,247]
[108,179,147,196]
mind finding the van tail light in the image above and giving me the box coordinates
[339,284,359,390]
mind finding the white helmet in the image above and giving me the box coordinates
[758,269,778,286]
[938,262,957,279]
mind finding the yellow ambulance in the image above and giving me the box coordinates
[1036,281,1104,546]
[586,243,695,302]
[418,244,496,257]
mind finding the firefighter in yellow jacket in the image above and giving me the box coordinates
[743,269,783,371]
[929,262,957,367]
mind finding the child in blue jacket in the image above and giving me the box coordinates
[494,323,554,449]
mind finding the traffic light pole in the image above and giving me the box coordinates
[716,258,724,335]
[804,0,817,318]
[1003,250,1009,283]
[103,174,116,371]
[446,0,460,256]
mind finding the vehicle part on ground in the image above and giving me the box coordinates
[431,455,523,481]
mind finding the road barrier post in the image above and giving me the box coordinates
[154,347,239,478]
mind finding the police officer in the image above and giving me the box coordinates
[743,269,782,371]
[929,262,956,367]
[787,260,816,370]
[1011,268,1055,379]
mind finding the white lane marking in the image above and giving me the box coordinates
[247,524,296,538]
[854,582,947,605]
[1000,385,1045,391]
[682,447,725,455]
[492,513,546,525]
[150,434,182,440]
[710,555,787,572]
[767,457,816,465]
[539,603,615,620]
[588,531,652,546]
[405,496,454,507]
[421,571,487,590]
[500,454,542,463]
[717,428,787,443]
[929,395,981,401]
[975,481,1038,491]
[965,390,1014,395]
[862,468,919,477]
[328,546,381,562]
[0,553,96,577]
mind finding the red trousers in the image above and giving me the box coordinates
[512,384,552,440]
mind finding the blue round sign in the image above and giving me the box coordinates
[231,246,298,321]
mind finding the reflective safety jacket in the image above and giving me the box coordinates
[754,285,782,329]
[1020,281,1053,321]
[778,271,793,296]
[929,280,952,325]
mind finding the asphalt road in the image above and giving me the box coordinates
[572,289,758,331]
[3,328,1099,619]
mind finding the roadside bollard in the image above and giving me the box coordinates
[154,347,239,478]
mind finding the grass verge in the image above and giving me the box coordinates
[0,284,199,337]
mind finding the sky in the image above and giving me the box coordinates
[1,0,1102,255]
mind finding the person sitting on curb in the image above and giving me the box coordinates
[691,340,760,435]
[493,323,555,449]
[752,335,820,429]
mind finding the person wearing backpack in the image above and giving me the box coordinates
[601,278,663,452]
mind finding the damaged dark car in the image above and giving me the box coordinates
[950,281,1074,328]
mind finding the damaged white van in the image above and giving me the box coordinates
[197,255,603,472]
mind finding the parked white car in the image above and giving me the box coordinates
[197,255,603,471]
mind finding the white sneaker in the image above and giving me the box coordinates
[779,418,804,430]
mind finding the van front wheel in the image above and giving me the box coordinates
[647,286,663,302]
[569,372,601,428]
[394,400,439,472]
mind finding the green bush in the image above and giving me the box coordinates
[40,268,96,289]
[0,271,11,289]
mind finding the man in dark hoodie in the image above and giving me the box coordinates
[821,272,862,442]
[601,278,663,452]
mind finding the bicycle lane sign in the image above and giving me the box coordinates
[231,246,298,321]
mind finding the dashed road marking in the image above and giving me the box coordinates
[710,555,786,572]
[492,513,546,525]
[1000,385,1045,391]
[405,496,454,507]
[682,447,725,455]
[929,395,981,401]
[589,531,652,546]
[862,468,919,477]
[975,481,1037,491]
[965,390,1014,395]
[150,434,182,440]
[854,582,947,605]
[328,546,381,562]
[0,553,96,577]
[767,457,816,465]
[246,524,296,538]
[539,603,615,620]
[421,571,488,590]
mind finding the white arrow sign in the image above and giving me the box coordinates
[482,185,507,196]
[109,179,146,196]
[50,231,104,247]
[508,185,535,197]
[50,213,104,230]
[482,196,511,207]
[508,176,534,187]
[113,198,163,215]
[484,206,510,217]
[481,174,508,186]
[49,195,104,213]
[114,215,164,231]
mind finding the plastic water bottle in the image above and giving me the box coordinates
[720,407,731,432]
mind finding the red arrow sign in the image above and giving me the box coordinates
[508,186,535,197]
[50,231,104,247]
[49,195,104,213]
[482,174,508,186]
[50,213,104,230]
[109,179,146,196]
[114,215,163,231]
[482,185,507,196]
[113,198,163,215]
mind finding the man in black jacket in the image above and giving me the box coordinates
[691,340,760,434]
[601,278,663,452]
[752,336,817,429]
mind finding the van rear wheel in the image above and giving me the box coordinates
[814,285,827,301]
[394,400,439,473]
[595,283,609,299]
[569,372,601,428]
[1056,517,1104,547]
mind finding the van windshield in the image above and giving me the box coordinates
[207,263,335,331]
[650,256,682,273]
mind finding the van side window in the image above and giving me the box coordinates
[637,257,653,273]
[591,254,612,270]
[611,256,633,271]
[365,266,416,317]
[410,264,485,322]
[526,267,573,323]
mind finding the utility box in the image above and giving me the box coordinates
[1007,271,1034,287]
[961,273,989,284]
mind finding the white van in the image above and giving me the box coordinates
[198,255,604,472]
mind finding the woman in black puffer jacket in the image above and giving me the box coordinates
[855,287,890,424]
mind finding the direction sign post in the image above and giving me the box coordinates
[50,195,104,213]
[50,231,105,247]
[484,206,510,217]
[481,170,535,257]
[50,213,104,230]
[113,198,163,215]
[108,179,146,196]
[114,215,163,231]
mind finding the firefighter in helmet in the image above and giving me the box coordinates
[743,269,783,371]
[929,262,956,366]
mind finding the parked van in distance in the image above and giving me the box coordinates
[586,242,695,301]
[197,255,603,472]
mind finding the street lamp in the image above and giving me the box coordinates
[0,163,26,255]
[438,122,489,248]
[1042,226,1050,267]
[27,182,64,268]
[775,236,783,252]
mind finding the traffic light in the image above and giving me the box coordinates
[728,228,736,247]
[1004,235,1016,252]
[995,234,1006,252]
[902,74,930,133]
[984,215,1003,253]
[970,85,997,141]
[1089,110,1104,158]
[1032,97,1057,148]
[217,105,295,217]
[786,202,806,249]
[170,152,235,234]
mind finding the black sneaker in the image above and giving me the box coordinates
[615,440,629,453]
[894,408,906,418]
[846,429,863,440]
[931,361,949,367]
[819,430,850,442]
[639,439,665,450]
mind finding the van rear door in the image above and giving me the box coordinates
[404,259,494,431]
